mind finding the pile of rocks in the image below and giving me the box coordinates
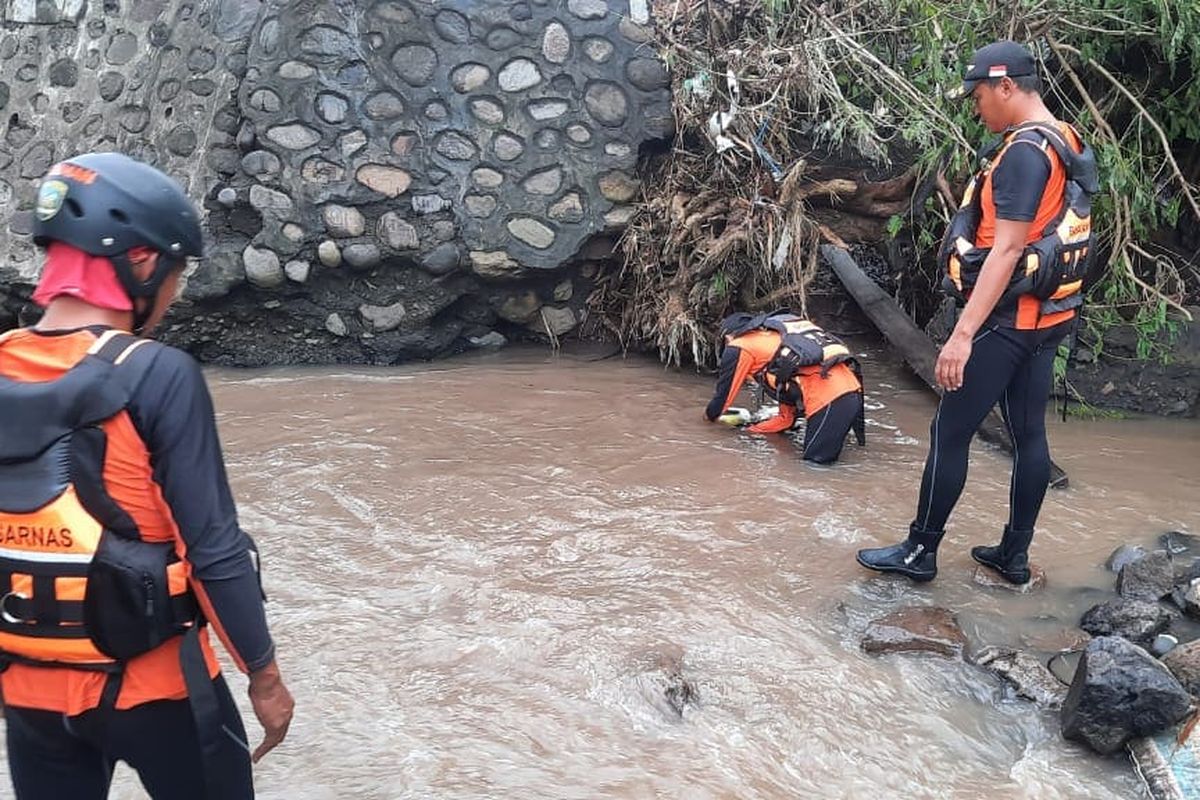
[859,531,1200,796]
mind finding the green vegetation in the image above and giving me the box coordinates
[595,0,1198,367]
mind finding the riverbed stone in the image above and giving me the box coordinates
[469,331,508,349]
[339,129,368,158]
[1170,578,1200,620]
[1107,544,1148,573]
[1061,636,1193,755]
[582,37,614,63]
[972,564,1046,592]
[861,607,967,659]
[1080,598,1177,645]
[243,245,283,288]
[974,646,1068,709]
[392,44,438,86]
[377,213,418,250]
[1161,531,1200,559]
[1118,551,1176,602]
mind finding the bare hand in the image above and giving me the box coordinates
[248,661,294,763]
[936,333,973,392]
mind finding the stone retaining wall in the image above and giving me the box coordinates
[0,0,670,365]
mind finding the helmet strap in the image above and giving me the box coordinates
[110,251,182,335]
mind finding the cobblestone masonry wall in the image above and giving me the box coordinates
[0,0,668,364]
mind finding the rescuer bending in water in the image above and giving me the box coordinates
[704,311,865,464]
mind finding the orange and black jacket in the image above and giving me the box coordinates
[974,122,1084,331]
[0,326,273,715]
[704,329,861,431]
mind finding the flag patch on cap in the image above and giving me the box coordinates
[988,64,1008,77]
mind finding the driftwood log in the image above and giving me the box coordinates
[821,244,1068,489]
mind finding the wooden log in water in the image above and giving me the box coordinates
[820,244,1068,489]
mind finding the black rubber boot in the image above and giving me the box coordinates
[971,525,1034,584]
[856,525,944,582]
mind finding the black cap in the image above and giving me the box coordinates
[946,41,1036,100]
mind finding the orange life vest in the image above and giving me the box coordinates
[0,329,198,673]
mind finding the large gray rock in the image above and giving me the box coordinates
[1106,544,1147,573]
[1060,636,1193,755]
[861,607,967,659]
[1118,551,1176,602]
[1080,598,1177,645]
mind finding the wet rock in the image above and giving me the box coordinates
[1080,598,1176,646]
[861,606,967,659]
[1163,639,1200,697]
[266,123,321,150]
[498,291,540,323]
[360,302,407,332]
[974,646,1068,709]
[522,167,562,196]
[1119,551,1176,602]
[1020,627,1091,654]
[548,193,584,222]
[972,564,1046,592]
[493,134,525,162]
[1171,578,1200,620]
[1161,531,1200,559]
[248,185,292,213]
[553,279,573,302]
[450,63,490,93]
[632,648,698,722]
[597,171,640,202]
[1061,636,1193,755]
[465,195,498,218]
[217,188,238,207]
[1107,544,1147,573]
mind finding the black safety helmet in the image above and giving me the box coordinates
[32,152,203,330]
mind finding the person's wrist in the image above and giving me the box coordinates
[249,661,281,689]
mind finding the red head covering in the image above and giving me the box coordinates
[32,242,134,311]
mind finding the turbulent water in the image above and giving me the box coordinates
[6,341,1198,799]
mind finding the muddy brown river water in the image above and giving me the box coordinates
[5,342,1197,799]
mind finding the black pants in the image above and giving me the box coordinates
[913,321,1071,534]
[802,391,862,464]
[4,675,253,800]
